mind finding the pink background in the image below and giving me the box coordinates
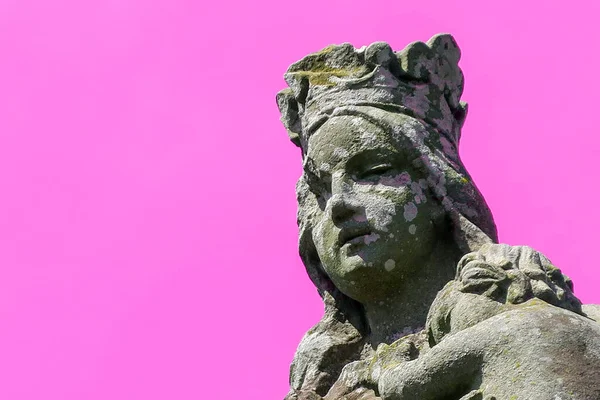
[0,0,599,398]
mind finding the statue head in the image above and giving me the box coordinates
[276,34,499,396]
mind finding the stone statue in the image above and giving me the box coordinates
[276,34,600,400]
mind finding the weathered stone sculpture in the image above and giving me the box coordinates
[277,34,600,400]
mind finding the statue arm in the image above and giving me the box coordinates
[379,300,600,400]
[379,244,600,399]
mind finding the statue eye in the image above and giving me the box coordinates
[360,164,393,179]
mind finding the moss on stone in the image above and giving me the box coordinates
[292,66,367,86]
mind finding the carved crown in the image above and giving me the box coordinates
[276,33,468,153]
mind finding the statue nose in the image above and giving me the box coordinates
[329,180,361,224]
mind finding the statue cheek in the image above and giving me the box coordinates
[362,186,413,233]
[312,218,337,260]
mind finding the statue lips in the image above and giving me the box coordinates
[338,224,372,249]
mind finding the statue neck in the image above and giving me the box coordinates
[363,238,460,348]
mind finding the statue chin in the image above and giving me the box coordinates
[324,260,392,302]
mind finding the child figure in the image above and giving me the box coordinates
[426,243,584,346]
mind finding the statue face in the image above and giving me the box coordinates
[304,115,445,302]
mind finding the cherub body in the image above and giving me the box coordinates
[426,243,586,345]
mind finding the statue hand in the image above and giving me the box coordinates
[377,332,483,400]
[324,359,380,400]
[324,333,423,400]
